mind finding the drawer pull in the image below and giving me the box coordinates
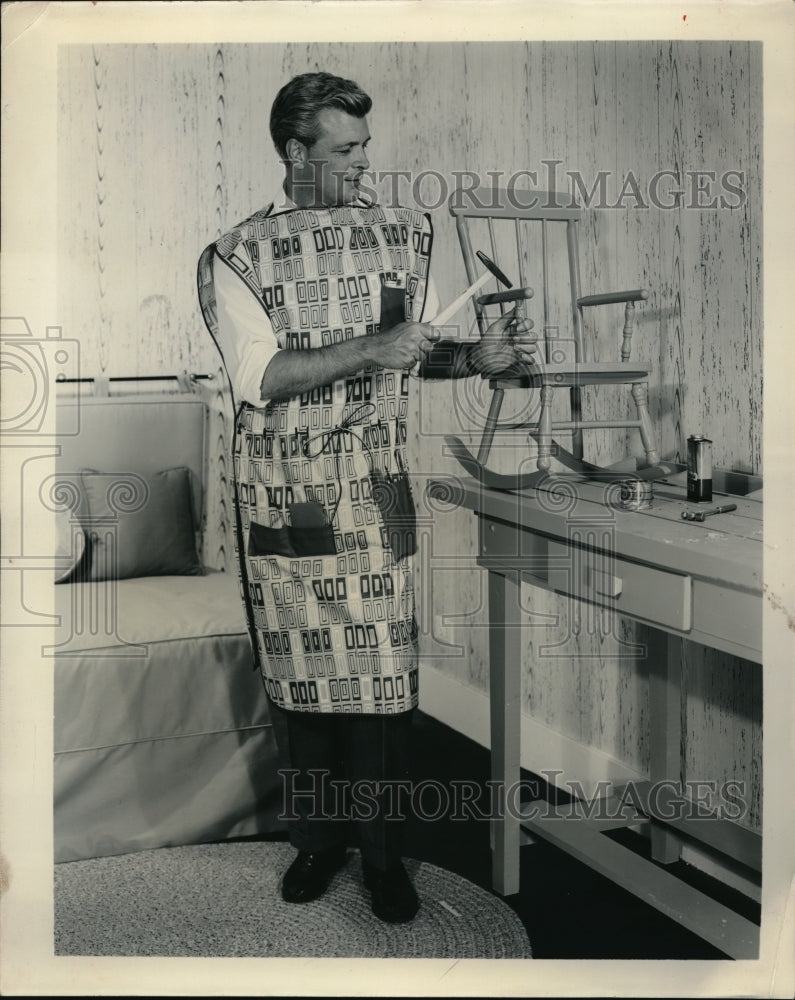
[589,569,623,598]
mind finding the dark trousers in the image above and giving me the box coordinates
[269,701,415,871]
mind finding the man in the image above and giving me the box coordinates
[197,72,535,924]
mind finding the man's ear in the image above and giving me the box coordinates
[285,138,307,166]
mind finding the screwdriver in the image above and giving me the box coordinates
[681,503,738,522]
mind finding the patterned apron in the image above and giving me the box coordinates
[198,203,433,714]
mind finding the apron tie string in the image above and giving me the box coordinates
[302,401,377,461]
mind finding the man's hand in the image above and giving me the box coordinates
[375,321,440,370]
[468,308,539,377]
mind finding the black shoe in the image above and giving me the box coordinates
[281,846,348,904]
[362,859,419,923]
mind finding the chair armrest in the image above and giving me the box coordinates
[577,289,648,307]
[477,287,534,306]
[577,290,649,362]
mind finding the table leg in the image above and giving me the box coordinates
[649,631,683,863]
[488,568,523,895]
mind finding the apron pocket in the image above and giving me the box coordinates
[379,281,406,332]
[248,522,295,558]
[248,519,337,558]
[370,469,417,562]
[290,523,337,557]
[288,500,338,556]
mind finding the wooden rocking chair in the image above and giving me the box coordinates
[447,185,664,490]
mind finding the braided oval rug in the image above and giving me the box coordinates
[54,840,532,959]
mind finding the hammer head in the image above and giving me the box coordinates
[476,250,513,288]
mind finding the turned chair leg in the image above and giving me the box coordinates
[536,384,554,472]
[477,388,506,466]
[631,381,660,467]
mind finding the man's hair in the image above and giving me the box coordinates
[270,72,372,159]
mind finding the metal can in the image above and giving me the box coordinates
[687,435,712,502]
[619,478,653,510]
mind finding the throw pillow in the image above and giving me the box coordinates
[81,466,203,581]
[54,508,87,583]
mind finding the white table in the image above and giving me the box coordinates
[428,468,762,959]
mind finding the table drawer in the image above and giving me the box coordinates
[480,516,550,564]
[547,541,692,632]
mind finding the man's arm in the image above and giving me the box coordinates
[260,307,541,398]
[214,260,437,404]
[261,272,443,400]
[259,320,438,401]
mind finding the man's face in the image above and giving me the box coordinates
[295,107,371,208]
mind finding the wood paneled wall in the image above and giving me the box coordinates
[58,41,762,829]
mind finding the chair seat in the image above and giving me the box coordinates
[490,362,651,389]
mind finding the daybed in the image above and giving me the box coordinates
[53,385,284,862]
